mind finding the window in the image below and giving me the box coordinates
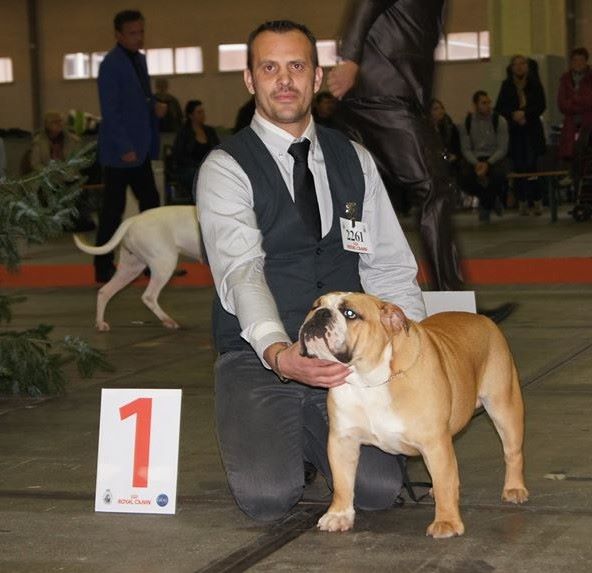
[446,32,479,61]
[0,57,13,83]
[63,52,90,79]
[64,46,204,79]
[316,40,337,67]
[218,44,247,72]
[146,48,174,76]
[478,31,490,59]
[91,52,107,78]
[218,40,339,71]
[434,31,490,62]
[175,47,203,74]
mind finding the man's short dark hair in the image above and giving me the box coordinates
[472,90,488,104]
[571,47,589,61]
[114,10,144,32]
[246,20,318,72]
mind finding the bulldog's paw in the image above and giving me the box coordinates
[96,321,110,332]
[162,319,180,329]
[317,509,355,532]
[502,487,529,504]
[426,519,465,539]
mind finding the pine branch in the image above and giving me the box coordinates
[0,142,97,271]
[60,335,115,378]
[0,327,113,396]
[0,141,115,396]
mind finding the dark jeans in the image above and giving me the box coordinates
[460,158,508,211]
[94,158,160,273]
[510,134,543,204]
[215,350,405,522]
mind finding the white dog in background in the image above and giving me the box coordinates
[73,206,203,331]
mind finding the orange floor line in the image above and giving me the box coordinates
[462,258,592,284]
[0,262,214,288]
[2,258,592,288]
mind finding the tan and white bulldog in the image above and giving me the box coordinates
[299,292,528,538]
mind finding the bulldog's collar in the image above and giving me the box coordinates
[346,345,422,389]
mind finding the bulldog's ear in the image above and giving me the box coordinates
[380,303,409,336]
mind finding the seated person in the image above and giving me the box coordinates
[459,91,509,222]
[30,111,81,171]
[30,111,95,231]
[172,100,220,196]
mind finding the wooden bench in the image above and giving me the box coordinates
[507,170,569,223]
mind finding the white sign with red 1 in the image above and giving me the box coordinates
[95,388,182,515]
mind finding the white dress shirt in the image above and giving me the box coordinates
[196,111,426,365]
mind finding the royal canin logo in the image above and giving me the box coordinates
[117,494,151,505]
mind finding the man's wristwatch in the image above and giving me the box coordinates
[274,344,290,383]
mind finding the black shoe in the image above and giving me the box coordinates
[304,462,317,485]
[479,302,517,324]
[143,268,188,278]
[95,266,116,284]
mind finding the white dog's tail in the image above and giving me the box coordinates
[73,216,137,255]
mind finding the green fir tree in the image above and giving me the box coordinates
[0,142,113,396]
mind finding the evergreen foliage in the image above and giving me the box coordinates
[0,143,113,395]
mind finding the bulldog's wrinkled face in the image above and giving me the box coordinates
[298,292,409,371]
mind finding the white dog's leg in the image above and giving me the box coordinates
[96,250,146,331]
[140,258,180,329]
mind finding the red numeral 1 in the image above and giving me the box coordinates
[119,397,153,488]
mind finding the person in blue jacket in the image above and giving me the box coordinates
[94,9,166,282]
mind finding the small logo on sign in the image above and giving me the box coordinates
[103,489,112,504]
[156,493,169,507]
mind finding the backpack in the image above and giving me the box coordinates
[465,111,500,135]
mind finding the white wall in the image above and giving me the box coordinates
[0,0,492,131]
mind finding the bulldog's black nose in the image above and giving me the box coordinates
[314,308,332,322]
[302,307,333,339]
[299,307,335,358]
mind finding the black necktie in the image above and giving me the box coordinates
[288,140,322,241]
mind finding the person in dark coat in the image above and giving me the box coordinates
[495,55,547,215]
[95,9,166,282]
[429,98,461,177]
[557,47,592,162]
[232,97,256,134]
[172,99,220,195]
[155,78,184,133]
[313,91,338,128]
[327,0,464,292]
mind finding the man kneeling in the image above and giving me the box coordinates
[196,19,425,521]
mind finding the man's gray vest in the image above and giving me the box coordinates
[213,124,365,353]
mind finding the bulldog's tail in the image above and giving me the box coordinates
[73,216,136,255]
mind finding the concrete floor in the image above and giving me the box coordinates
[1,207,592,572]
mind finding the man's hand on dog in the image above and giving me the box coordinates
[264,342,349,388]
